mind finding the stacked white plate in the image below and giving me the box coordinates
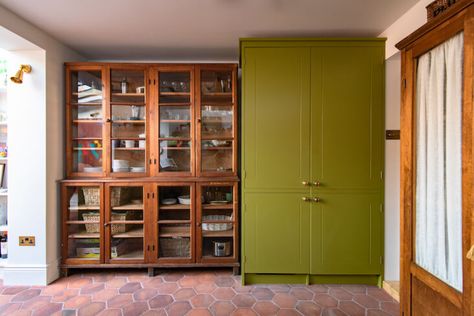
[130,167,145,173]
[112,160,129,172]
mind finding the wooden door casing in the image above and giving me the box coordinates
[397,1,474,314]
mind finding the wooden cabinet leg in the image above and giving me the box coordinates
[233,266,240,276]
[148,268,155,277]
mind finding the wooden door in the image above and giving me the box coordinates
[309,45,385,277]
[196,182,238,264]
[242,47,311,190]
[104,183,147,264]
[244,192,310,273]
[398,3,474,315]
[310,193,383,275]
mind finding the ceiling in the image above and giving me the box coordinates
[0,0,419,61]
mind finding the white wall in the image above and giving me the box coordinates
[0,4,84,285]
[384,53,401,281]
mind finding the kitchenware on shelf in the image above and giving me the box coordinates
[112,140,120,148]
[112,159,129,168]
[130,105,140,120]
[162,198,177,205]
[121,78,127,93]
[210,200,229,205]
[202,215,233,231]
[211,140,229,147]
[225,193,233,202]
[125,140,136,148]
[213,241,231,257]
[112,167,130,173]
[178,195,191,205]
[83,167,102,173]
[130,167,145,173]
[138,140,146,148]
[136,86,145,93]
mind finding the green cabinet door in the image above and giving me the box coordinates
[242,47,311,191]
[310,193,383,274]
[311,46,384,190]
[244,193,310,274]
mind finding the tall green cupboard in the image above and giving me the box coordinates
[241,39,385,285]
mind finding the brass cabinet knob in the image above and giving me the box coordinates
[302,197,311,202]
[302,181,310,186]
[312,181,321,187]
[312,197,321,203]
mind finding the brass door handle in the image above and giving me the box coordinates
[467,245,474,261]
[312,197,321,203]
[302,197,311,202]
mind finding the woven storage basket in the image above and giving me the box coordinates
[83,212,127,234]
[426,0,456,21]
[111,188,130,207]
[202,215,233,231]
[159,237,190,257]
[82,187,100,206]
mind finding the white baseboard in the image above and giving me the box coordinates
[3,258,60,286]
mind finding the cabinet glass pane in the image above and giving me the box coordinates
[66,186,101,260]
[110,70,145,104]
[158,186,191,259]
[159,72,191,103]
[109,186,144,260]
[111,122,146,173]
[201,140,233,172]
[201,70,233,103]
[70,70,103,173]
[202,105,233,138]
[200,185,234,258]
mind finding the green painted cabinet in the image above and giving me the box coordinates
[241,38,385,285]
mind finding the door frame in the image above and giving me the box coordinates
[399,4,474,315]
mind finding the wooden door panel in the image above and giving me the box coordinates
[310,193,383,274]
[311,47,384,190]
[244,192,310,274]
[242,47,311,191]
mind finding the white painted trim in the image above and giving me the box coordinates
[3,258,60,286]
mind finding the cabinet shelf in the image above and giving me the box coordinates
[73,119,102,124]
[202,92,232,97]
[112,120,145,124]
[113,250,144,259]
[69,205,100,211]
[158,220,191,224]
[202,147,232,150]
[66,221,99,224]
[111,93,145,97]
[161,147,190,151]
[159,102,191,106]
[202,204,233,209]
[112,228,143,238]
[70,102,102,106]
[68,231,100,239]
[159,204,190,210]
[160,92,190,96]
[160,120,191,123]
[111,102,146,106]
[109,220,143,225]
[73,137,103,141]
[73,147,103,151]
[202,230,233,237]
[159,137,191,141]
[112,204,144,210]
[113,147,145,151]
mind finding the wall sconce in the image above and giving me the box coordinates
[10,64,32,84]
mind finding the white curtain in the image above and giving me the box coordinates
[415,32,463,292]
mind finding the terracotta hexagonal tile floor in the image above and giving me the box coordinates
[0,269,399,315]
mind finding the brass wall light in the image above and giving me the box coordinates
[10,64,32,84]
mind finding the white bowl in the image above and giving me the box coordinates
[112,167,130,173]
[112,159,129,167]
[138,140,146,148]
[124,140,136,148]
[162,198,177,205]
[131,167,145,173]
[178,195,191,205]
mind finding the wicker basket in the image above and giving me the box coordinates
[82,187,100,206]
[159,237,190,257]
[111,188,130,207]
[202,215,233,231]
[426,0,456,21]
[83,212,127,234]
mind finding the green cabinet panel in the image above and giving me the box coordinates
[244,193,310,274]
[242,47,311,191]
[311,47,385,190]
[310,193,383,275]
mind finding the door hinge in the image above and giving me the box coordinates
[380,256,384,265]
[380,171,384,180]
[403,78,407,89]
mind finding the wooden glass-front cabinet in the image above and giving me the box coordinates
[66,63,237,178]
[62,62,239,273]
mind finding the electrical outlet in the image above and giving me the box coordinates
[19,236,35,246]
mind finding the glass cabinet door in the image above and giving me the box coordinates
[63,184,102,264]
[68,69,105,176]
[198,67,237,175]
[110,68,147,176]
[106,185,145,262]
[156,184,194,262]
[157,69,193,175]
[197,183,237,262]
